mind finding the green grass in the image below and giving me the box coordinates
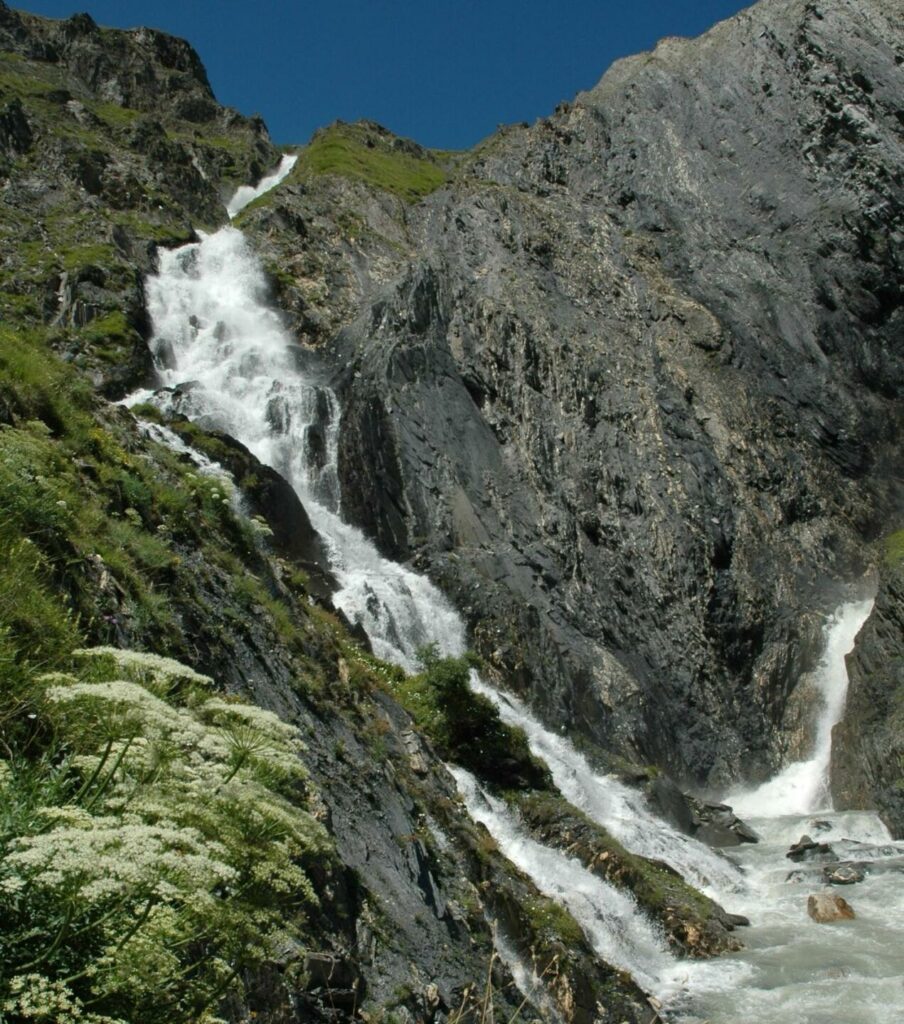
[292,123,448,202]
[521,892,585,947]
[89,99,142,128]
[883,529,904,567]
[61,242,117,272]
[113,211,195,245]
[79,309,134,345]
[0,59,59,98]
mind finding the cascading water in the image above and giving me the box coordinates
[450,767,748,1008]
[468,673,743,900]
[674,600,904,1024]
[133,165,904,1022]
[134,225,463,671]
[725,598,874,818]
[132,170,705,1012]
[226,153,298,219]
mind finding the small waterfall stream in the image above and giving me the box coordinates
[677,600,904,1024]
[226,153,298,218]
[468,673,743,901]
[131,164,904,1022]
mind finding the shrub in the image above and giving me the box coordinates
[389,646,551,792]
[0,647,330,1024]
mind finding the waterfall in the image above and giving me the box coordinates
[135,225,463,671]
[131,164,904,1023]
[449,767,741,1005]
[468,673,743,900]
[133,167,704,1010]
[226,153,298,219]
[724,598,874,818]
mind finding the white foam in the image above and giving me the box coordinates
[226,153,297,218]
[725,599,874,818]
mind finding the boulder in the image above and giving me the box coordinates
[688,798,760,847]
[822,863,866,885]
[807,892,856,922]
[787,835,838,863]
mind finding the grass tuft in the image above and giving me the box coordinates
[291,122,448,202]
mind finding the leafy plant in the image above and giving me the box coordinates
[385,646,551,791]
[0,647,331,1024]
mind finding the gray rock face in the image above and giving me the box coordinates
[1,5,779,1020]
[258,0,903,786]
[831,557,904,837]
[0,2,278,232]
[0,4,215,120]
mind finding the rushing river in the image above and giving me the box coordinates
[131,162,904,1023]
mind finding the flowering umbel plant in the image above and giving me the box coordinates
[0,648,330,1024]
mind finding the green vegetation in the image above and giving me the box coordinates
[883,529,904,567]
[511,790,729,955]
[0,326,338,683]
[519,893,585,947]
[0,57,59,99]
[0,646,330,1024]
[112,212,195,246]
[90,100,142,129]
[384,645,551,791]
[291,123,449,203]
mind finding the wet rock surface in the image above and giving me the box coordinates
[823,863,866,885]
[787,834,838,863]
[831,557,904,837]
[513,790,746,957]
[807,891,856,922]
[687,798,760,848]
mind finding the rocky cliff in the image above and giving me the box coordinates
[0,4,744,1022]
[239,0,903,788]
[1,0,902,1021]
[831,540,904,837]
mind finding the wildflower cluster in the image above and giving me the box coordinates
[0,647,330,1024]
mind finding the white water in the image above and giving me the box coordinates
[492,929,565,1024]
[725,598,874,818]
[676,600,904,1024]
[469,673,743,900]
[676,810,904,1024]
[226,153,297,219]
[450,767,746,1006]
[134,172,701,1011]
[133,167,904,1022]
[136,225,463,671]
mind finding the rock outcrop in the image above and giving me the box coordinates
[3,0,903,1019]
[1,4,752,1021]
[831,549,904,837]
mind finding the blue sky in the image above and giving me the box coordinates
[17,1,753,149]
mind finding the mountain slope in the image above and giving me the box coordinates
[2,0,902,1020]
[0,4,750,1022]
[238,0,902,787]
